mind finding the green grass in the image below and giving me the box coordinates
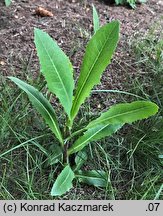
[120,22,163,199]
[0,76,55,199]
[0,22,163,199]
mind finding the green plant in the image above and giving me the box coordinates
[133,30,163,73]
[92,4,100,34]
[8,8,158,196]
[122,22,163,199]
[5,0,11,6]
[115,0,147,9]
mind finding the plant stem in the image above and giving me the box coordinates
[65,127,86,142]
[63,140,69,164]
[63,119,71,164]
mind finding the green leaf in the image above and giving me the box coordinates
[48,145,63,165]
[69,101,158,154]
[76,170,108,187]
[115,0,124,5]
[5,0,11,6]
[138,0,147,2]
[68,124,122,154]
[9,77,63,144]
[70,21,120,122]
[92,4,100,34]
[88,101,159,128]
[51,165,75,196]
[74,151,88,171]
[34,28,74,118]
[127,0,136,9]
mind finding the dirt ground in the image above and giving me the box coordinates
[0,0,163,104]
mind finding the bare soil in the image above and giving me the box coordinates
[0,0,162,89]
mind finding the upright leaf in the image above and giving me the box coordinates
[34,28,74,118]
[88,101,159,128]
[76,170,108,187]
[92,4,100,34]
[51,165,75,196]
[9,77,63,144]
[68,124,122,154]
[70,21,120,122]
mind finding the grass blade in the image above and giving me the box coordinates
[34,28,74,118]
[9,77,63,144]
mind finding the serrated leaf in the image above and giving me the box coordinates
[92,4,100,34]
[69,101,158,154]
[88,101,159,128]
[70,21,120,122]
[51,165,75,196]
[68,124,122,154]
[76,170,108,187]
[9,77,63,144]
[34,28,74,118]
[74,151,88,171]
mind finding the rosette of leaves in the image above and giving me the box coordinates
[9,6,158,196]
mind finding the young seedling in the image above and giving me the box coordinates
[9,7,158,196]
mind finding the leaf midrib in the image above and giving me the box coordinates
[76,174,106,181]
[72,24,117,116]
[88,105,153,127]
[20,84,63,144]
[58,167,73,190]
[70,104,152,153]
[70,124,120,154]
[36,32,71,113]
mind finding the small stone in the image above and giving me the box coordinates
[0,60,5,65]
[157,1,163,6]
